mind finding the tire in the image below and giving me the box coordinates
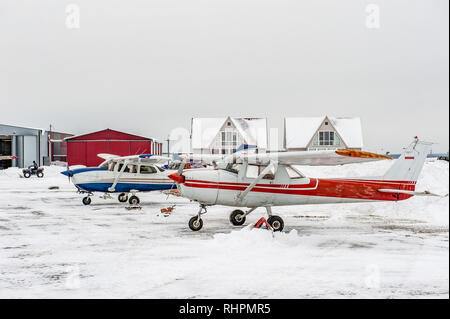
[128,195,140,205]
[37,171,44,178]
[23,171,31,178]
[118,193,128,203]
[267,215,284,232]
[229,209,246,226]
[188,216,203,231]
[82,197,91,205]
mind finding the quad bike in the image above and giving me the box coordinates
[23,167,44,178]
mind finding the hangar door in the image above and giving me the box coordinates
[0,136,12,169]
[23,136,37,168]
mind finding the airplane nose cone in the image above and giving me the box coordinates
[168,173,185,184]
[61,170,73,177]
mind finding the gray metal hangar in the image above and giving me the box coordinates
[0,124,49,169]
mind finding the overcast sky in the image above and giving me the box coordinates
[1,0,448,153]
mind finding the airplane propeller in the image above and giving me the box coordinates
[177,158,187,176]
[62,164,73,183]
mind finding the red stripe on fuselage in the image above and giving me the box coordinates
[183,178,415,201]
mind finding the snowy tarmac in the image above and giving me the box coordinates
[0,161,448,298]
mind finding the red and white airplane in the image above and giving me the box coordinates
[169,138,439,232]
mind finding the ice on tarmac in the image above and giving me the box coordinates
[0,160,448,298]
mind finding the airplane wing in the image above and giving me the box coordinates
[179,144,258,165]
[181,154,222,164]
[97,153,171,165]
[97,153,119,161]
[233,149,392,166]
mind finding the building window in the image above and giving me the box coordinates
[212,129,244,154]
[319,131,335,146]
[221,132,226,146]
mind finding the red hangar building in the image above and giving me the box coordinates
[65,128,162,167]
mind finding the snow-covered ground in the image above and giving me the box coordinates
[0,160,448,298]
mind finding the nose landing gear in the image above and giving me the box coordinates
[82,196,92,205]
[188,204,207,231]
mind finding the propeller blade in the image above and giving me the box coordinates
[61,164,72,182]
[177,158,187,176]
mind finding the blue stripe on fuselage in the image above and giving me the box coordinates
[75,182,174,192]
[61,167,106,177]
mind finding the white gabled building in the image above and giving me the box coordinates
[284,116,363,151]
[191,117,268,155]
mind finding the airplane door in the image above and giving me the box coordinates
[239,164,274,207]
[217,169,236,206]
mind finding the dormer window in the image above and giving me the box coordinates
[227,121,231,127]
[325,121,328,125]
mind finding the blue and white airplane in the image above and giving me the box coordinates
[61,153,176,205]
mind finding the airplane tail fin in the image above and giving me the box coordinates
[382,138,432,185]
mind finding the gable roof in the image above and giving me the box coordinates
[285,117,363,149]
[191,117,267,149]
[65,129,153,141]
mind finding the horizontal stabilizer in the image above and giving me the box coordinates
[377,189,446,197]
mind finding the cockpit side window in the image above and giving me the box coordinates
[261,165,275,180]
[108,162,115,171]
[245,165,259,178]
[140,165,157,174]
[245,165,275,180]
[286,165,304,179]
[116,164,135,173]
[224,163,242,174]
[127,164,137,173]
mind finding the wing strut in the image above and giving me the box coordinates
[108,160,129,192]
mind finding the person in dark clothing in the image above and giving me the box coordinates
[29,161,39,172]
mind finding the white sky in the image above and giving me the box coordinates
[1,0,448,153]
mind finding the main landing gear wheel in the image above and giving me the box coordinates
[128,195,140,205]
[82,196,92,205]
[118,193,128,203]
[267,215,284,232]
[229,209,246,226]
[188,216,203,231]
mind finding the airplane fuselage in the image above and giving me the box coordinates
[177,167,415,207]
[68,167,175,193]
